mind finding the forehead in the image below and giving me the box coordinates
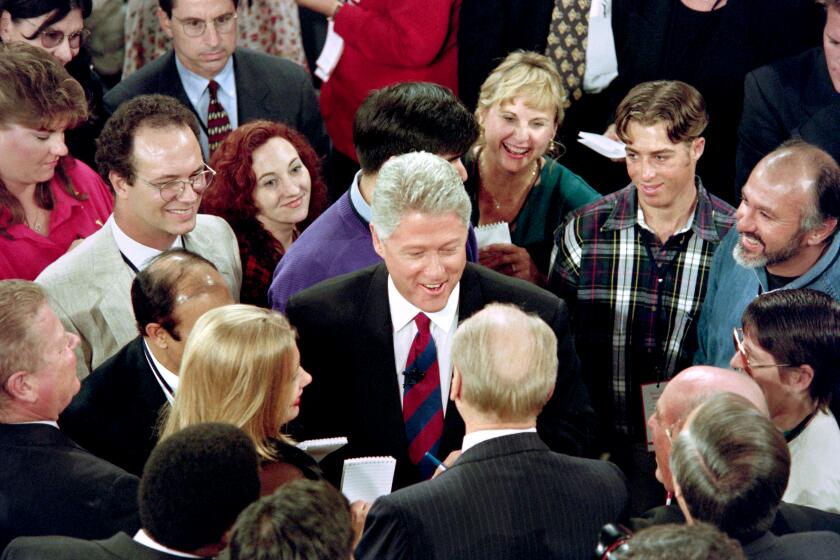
[172,0,236,16]
[131,124,202,177]
[31,303,63,347]
[827,6,840,37]
[389,211,467,246]
[624,121,680,150]
[743,162,813,216]
[494,97,555,120]
[252,136,299,167]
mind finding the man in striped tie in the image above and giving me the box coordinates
[286,151,595,490]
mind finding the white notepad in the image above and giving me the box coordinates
[475,221,511,248]
[577,131,626,159]
[296,436,348,463]
[340,456,396,502]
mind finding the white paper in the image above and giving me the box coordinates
[475,221,512,248]
[296,436,348,463]
[314,20,344,82]
[577,131,626,159]
[340,456,396,502]
[583,0,618,93]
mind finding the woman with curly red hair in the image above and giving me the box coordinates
[202,120,327,306]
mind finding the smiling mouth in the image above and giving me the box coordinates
[421,282,445,292]
[502,142,530,157]
[283,196,304,208]
[740,233,764,250]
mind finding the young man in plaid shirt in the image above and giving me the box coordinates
[548,80,735,513]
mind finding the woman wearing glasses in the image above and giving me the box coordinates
[731,288,840,513]
[202,120,327,307]
[0,0,106,167]
[0,43,112,280]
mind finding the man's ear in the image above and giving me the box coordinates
[3,370,36,403]
[785,364,815,394]
[144,323,170,349]
[449,367,462,403]
[0,11,14,42]
[157,7,174,39]
[806,217,838,247]
[691,137,706,162]
[110,172,132,199]
[370,224,384,258]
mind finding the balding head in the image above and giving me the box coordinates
[450,304,557,426]
[649,366,768,492]
[131,249,233,372]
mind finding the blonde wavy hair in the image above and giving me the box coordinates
[160,305,298,460]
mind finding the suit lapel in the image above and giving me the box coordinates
[233,50,270,123]
[89,224,137,357]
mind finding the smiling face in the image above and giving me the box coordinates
[479,97,557,175]
[251,136,312,233]
[372,211,468,313]
[825,6,840,93]
[624,121,703,211]
[0,8,84,65]
[0,123,68,191]
[159,0,237,80]
[112,124,204,249]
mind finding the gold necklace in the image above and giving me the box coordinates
[480,154,540,211]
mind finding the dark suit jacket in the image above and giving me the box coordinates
[630,501,840,537]
[59,336,168,476]
[736,47,840,189]
[103,48,329,157]
[1,532,184,560]
[286,262,595,489]
[355,432,628,560]
[741,531,840,560]
[0,424,140,553]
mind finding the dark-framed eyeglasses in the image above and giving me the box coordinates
[137,164,216,202]
[174,12,237,37]
[25,24,91,49]
[732,328,790,377]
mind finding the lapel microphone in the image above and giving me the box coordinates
[403,365,426,388]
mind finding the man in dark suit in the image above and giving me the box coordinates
[2,423,262,560]
[0,280,140,553]
[103,0,327,159]
[59,249,234,476]
[286,152,595,490]
[355,303,627,559]
[735,0,840,190]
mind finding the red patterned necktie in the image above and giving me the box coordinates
[402,313,444,479]
[207,80,232,154]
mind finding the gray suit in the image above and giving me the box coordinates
[104,49,329,158]
[36,215,241,379]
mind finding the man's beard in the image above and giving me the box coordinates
[732,230,807,269]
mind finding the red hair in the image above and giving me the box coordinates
[202,121,328,260]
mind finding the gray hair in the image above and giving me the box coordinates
[0,280,49,389]
[370,152,471,240]
[452,303,557,421]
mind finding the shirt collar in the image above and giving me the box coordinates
[387,275,460,334]
[462,427,537,453]
[142,339,180,403]
[349,171,371,223]
[134,530,202,558]
[175,54,235,108]
[110,215,183,271]
[16,420,59,428]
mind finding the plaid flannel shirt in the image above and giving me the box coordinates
[548,181,735,439]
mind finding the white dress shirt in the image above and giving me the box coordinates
[142,339,179,404]
[134,529,201,558]
[461,427,538,454]
[110,216,183,271]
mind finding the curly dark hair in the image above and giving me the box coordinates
[202,120,328,264]
[95,94,200,188]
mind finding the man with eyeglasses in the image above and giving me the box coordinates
[103,0,327,160]
[37,94,242,379]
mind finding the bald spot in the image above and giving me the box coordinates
[145,253,229,304]
[664,365,769,422]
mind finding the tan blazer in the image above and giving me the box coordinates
[36,215,241,379]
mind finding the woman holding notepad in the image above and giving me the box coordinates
[462,51,599,286]
[159,304,321,495]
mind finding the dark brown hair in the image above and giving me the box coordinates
[615,80,708,145]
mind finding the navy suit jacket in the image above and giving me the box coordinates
[2,533,184,560]
[0,424,140,553]
[103,48,329,157]
[286,262,596,490]
[59,336,168,476]
[355,432,628,560]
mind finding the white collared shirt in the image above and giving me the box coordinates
[636,205,696,237]
[461,427,537,454]
[16,421,59,428]
[142,339,179,404]
[110,216,183,272]
[175,56,238,158]
[134,529,201,558]
[388,276,459,412]
[348,171,371,222]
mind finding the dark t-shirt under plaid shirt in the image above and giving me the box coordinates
[548,181,735,441]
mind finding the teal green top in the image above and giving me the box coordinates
[464,151,600,273]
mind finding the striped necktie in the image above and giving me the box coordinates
[207,80,232,154]
[402,313,444,479]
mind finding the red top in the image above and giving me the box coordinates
[0,158,114,280]
[321,0,461,160]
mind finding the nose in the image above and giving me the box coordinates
[424,252,445,277]
[177,182,201,203]
[204,22,221,46]
[68,332,80,350]
[647,414,656,429]
[301,369,313,388]
[735,201,753,231]
[450,159,468,182]
[640,158,655,181]
[52,39,74,65]
[730,350,743,371]
[51,133,69,157]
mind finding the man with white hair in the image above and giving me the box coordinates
[286,152,595,490]
[356,304,628,559]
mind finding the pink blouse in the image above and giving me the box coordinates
[0,158,114,280]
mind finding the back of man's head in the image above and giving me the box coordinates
[665,366,769,427]
[621,522,746,560]
[140,422,260,555]
[370,151,471,240]
[670,393,790,541]
[353,82,478,173]
[0,280,48,397]
[614,80,708,145]
[131,248,224,338]
[451,303,557,422]
[228,480,353,560]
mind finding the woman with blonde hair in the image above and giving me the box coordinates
[465,50,599,286]
[161,304,317,495]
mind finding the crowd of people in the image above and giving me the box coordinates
[2,0,840,558]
